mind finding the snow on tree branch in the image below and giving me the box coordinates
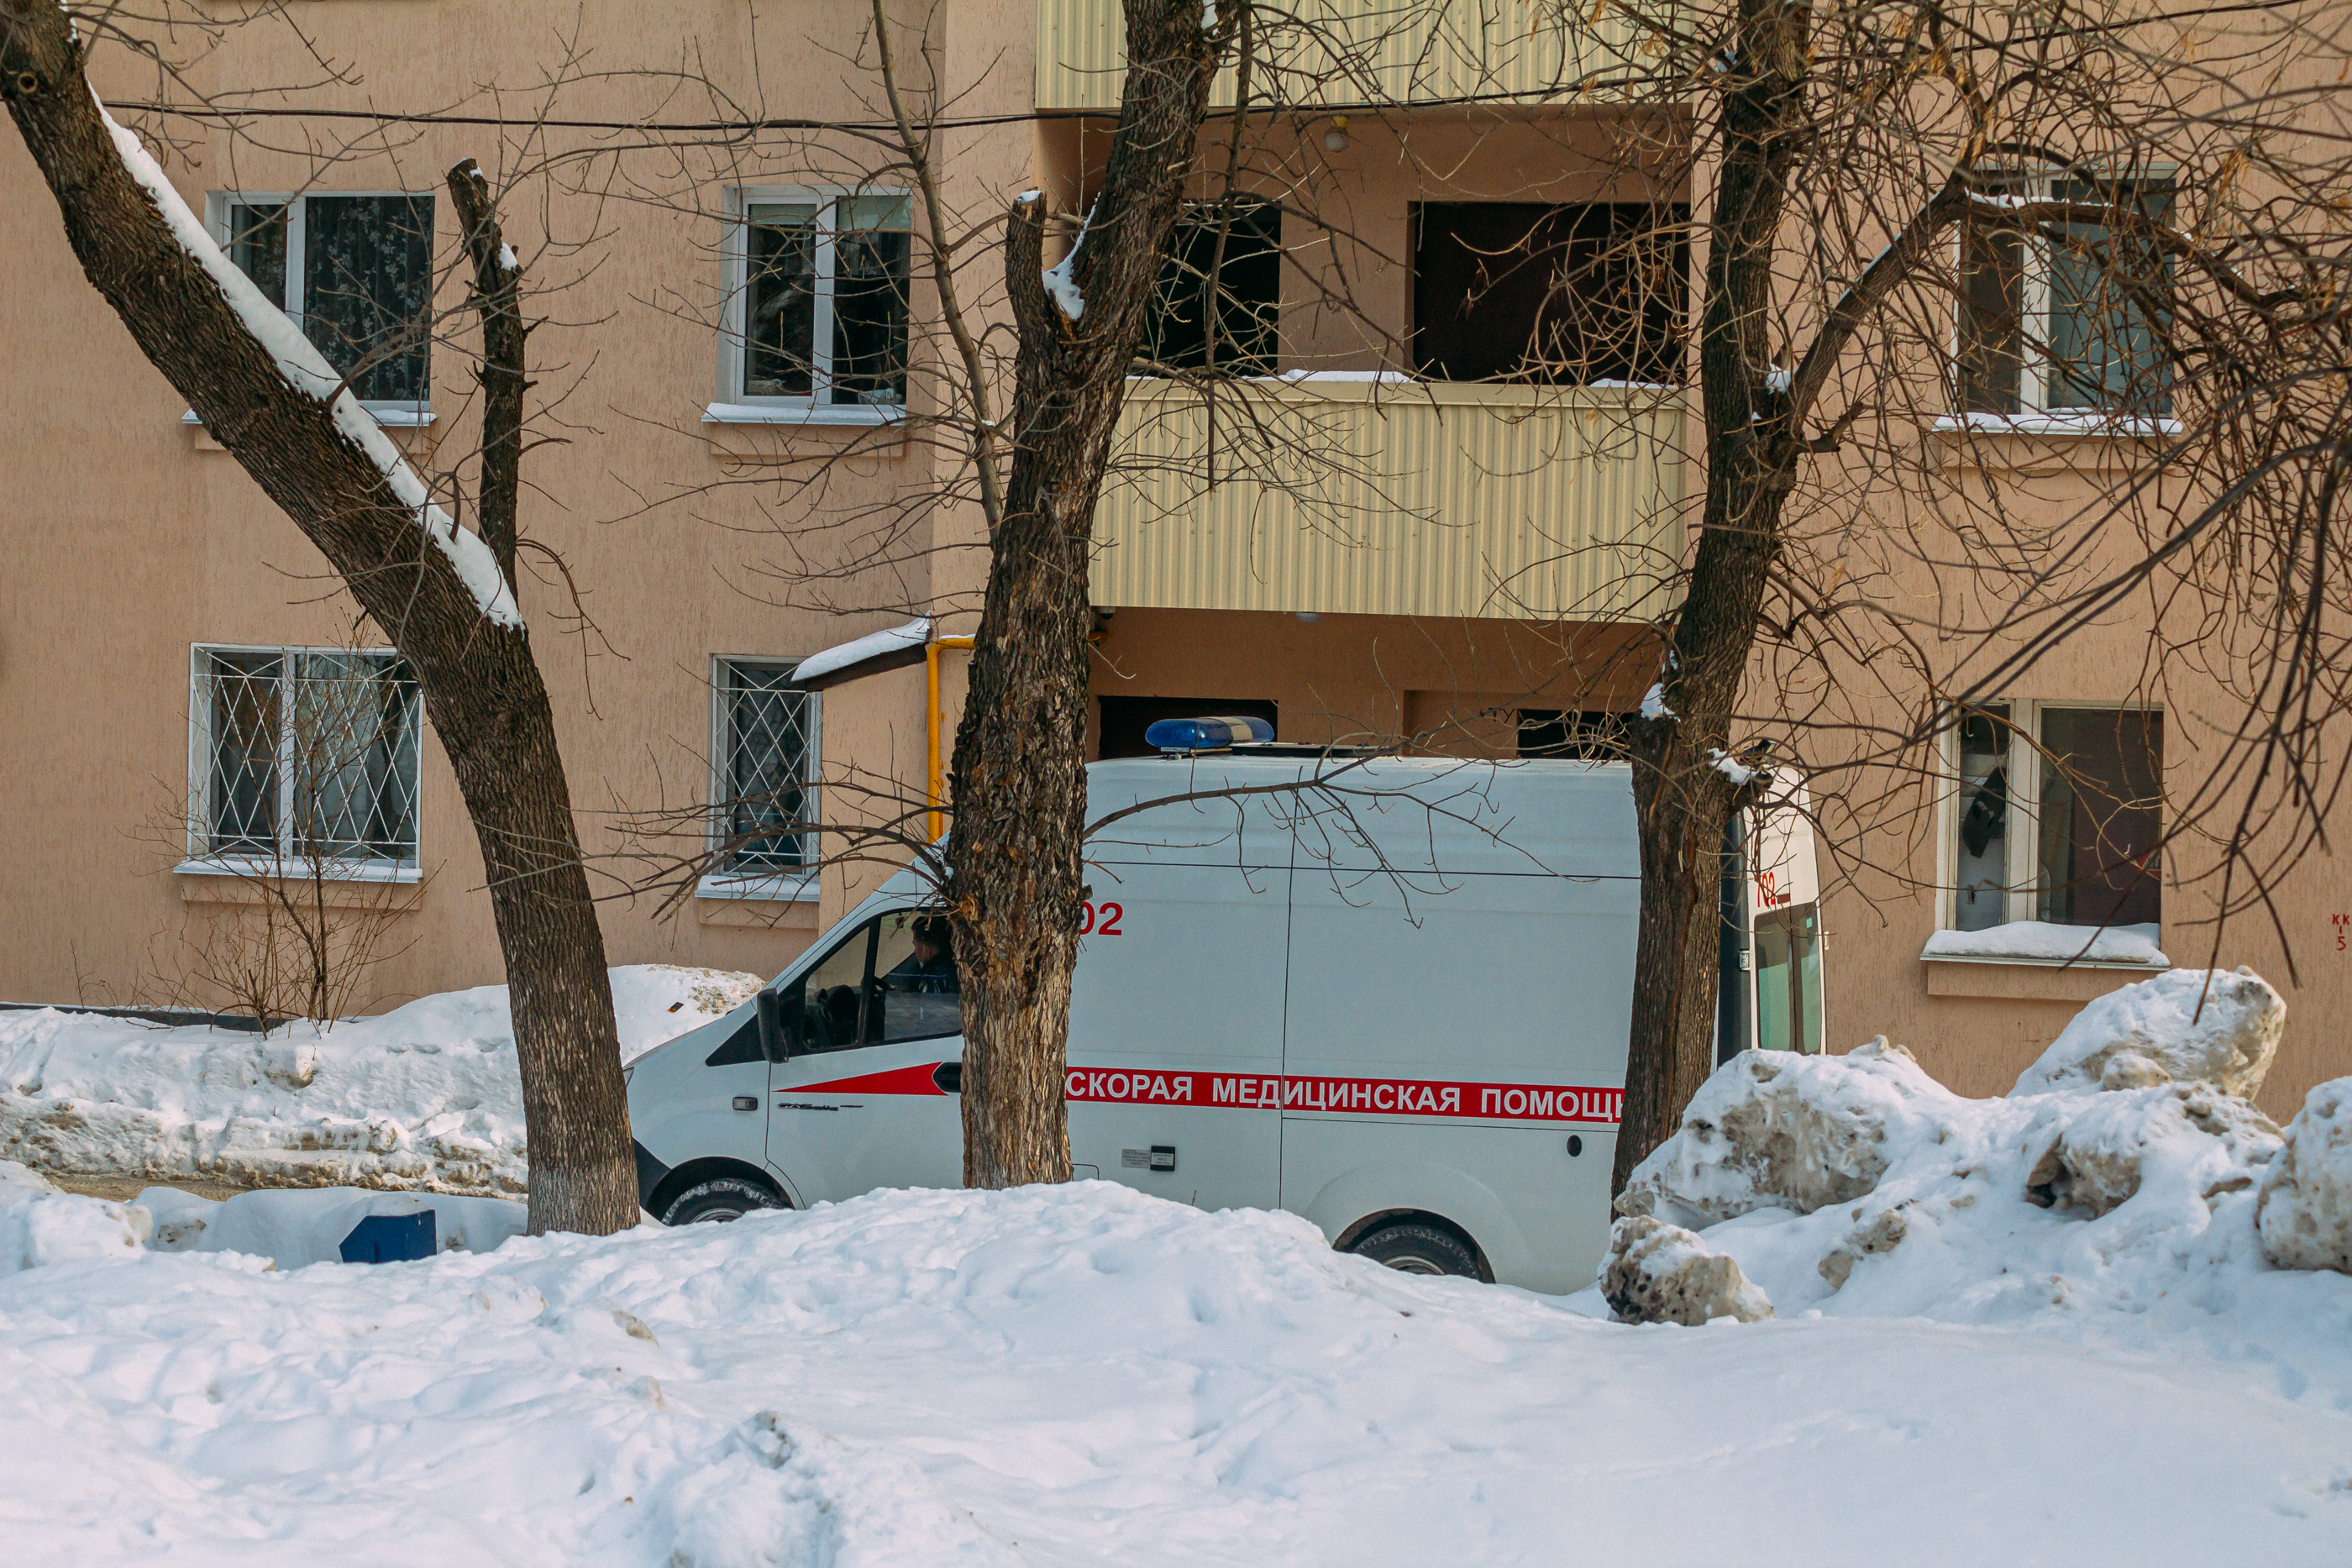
[97,99,524,632]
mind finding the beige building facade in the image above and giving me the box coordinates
[2,0,2344,1123]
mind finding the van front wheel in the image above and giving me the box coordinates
[660,1176,785,1225]
[1349,1221,1481,1279]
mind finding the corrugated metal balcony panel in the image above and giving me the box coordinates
[1036,0,1650,111]
[1089,381,1687,621]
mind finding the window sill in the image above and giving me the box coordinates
[1932,412,2181,438]
[176,858,423,885]
[702,402,905,427]
[183,406,435,428]
[696,872,819,902]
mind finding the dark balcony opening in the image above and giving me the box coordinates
[1138,202,1281,377]
[1413,202,1687,386]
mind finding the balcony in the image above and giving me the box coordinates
[1088,378,1686,621]
[1036,0,1649,113]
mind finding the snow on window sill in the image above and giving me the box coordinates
[702,401,905,427]
[183,406,435,428]
[1932,412,2180,438]
[696,871,820,903]
[1922,920,2166,969]
[174,857,423,885]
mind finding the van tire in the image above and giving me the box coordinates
[1349,1221,1482,1279]
[660,1176,784,1226]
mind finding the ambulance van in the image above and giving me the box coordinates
[624,750,1822,1293]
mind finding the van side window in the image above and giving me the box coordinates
[794,918,879,1051]
[704,1011,767,1067]
[874,909,961,1043]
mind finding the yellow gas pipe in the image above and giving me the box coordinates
[925,635,974,842]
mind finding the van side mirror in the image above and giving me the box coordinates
[756,989,793,1062]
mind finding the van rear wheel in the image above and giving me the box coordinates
[660,1176,785,1225]
[1350,1221,1482,1279]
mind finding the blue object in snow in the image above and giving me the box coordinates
[339,1210,438,1264]
[1144,715,1274,752]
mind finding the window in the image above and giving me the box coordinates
[724,191,911,409]
[1413,203,1687,385]
[215,195,433,409]
[1946,702,2163,934]
[711,659,818,884]
[785,908,961,1053]
[1138,201,1281,375]
[1957,173,2172,418]
[189,647,422,873]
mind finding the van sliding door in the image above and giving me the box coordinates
[1067,763,1297,1211]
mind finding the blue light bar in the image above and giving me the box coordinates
[1144,715,1275,753]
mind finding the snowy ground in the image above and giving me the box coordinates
[0,967,760,1193]
[5,1178,2352,1566]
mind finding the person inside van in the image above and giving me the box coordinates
[887,916,959,994]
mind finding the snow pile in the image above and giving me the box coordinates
[6,1183,2352,1565]
[0,965,759,1193]
[0,1160,151,1277]
[1601,1214,1774,1324]
[1617,1036,1968,1225]
[2013,963,2282,1097]
[1610,970,2352,1385]
[2260,1080,2352,1274]
[141,1184,529,1266]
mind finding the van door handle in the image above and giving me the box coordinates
[732,1096,759,1112]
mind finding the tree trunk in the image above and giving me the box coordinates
[947,0,1224,1187]
[1,10,637,1235]
[1613,0,1809,1196]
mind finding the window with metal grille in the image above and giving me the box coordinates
[213,194,434,410]
[190,648,422,870]
[714,660,818,874]
[724,191,911,408]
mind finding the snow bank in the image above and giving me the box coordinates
[141,1184,528,1266]
[0,965,759,1193]
[6,1183,2352,1565]
[0,1161,150,1276]
[1617,1036,1969,1226]
[1608,970,2352,1406]
[2013,964,2283,1097]
[1602,1214,1773,1324]
[2260,1079,2352,1274]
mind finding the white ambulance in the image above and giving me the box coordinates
[624,748,1822,1293]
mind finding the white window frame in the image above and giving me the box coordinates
[699,655,822,902]
[199,191,435,423]
[1940,166,2181,437]
[178,642,423,884]
[708,185,911,427]
[1934,697,2161,936]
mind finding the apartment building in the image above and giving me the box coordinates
[1,0,2342,1120]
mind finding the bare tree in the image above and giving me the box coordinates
[0,3,636,1235]
[1572,0,2352,1184]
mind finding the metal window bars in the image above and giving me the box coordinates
[717,660,816,871]
[194,648,422,868]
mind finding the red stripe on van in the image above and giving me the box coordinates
[786,1062,1622,1125]
[1066,1067,1623,1125]
[778,1061,948,1097]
